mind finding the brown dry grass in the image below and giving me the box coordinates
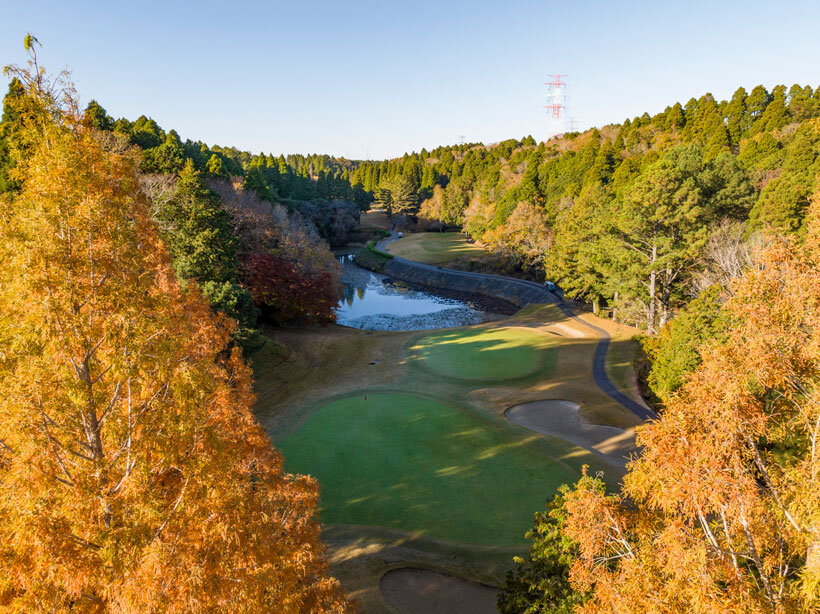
[464,305,643,429]
[254,324,412,440]
[359,209,394,231]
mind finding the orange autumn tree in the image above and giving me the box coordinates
[561,190,820,613]
[0,41,349,612]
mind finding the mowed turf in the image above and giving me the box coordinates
[278,393,598,545]
[410,327,556,381]
[384,232,485,264]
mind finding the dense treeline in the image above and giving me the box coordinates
[486,86,820,614]
[83,99,373,208]
[9,78,818,388]
[355,84,820,331]
[1,80,349,344]
[4,34,820,613]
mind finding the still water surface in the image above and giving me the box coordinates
[335,254,502,330]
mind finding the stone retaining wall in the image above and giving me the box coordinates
[383,259,548,308]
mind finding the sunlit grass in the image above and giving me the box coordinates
[385,232,485,264]
[277,392,607,545]
[410,327,556,381]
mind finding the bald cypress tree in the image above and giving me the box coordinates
[0,45,349,613]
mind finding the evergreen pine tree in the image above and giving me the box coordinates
[0,77,25,193]
[205,153,228,178]
[83,99,113,131]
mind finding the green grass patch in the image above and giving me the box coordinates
[278,393,599,545]
[385,232,485,265]
[366,240,393,259]
[353,242,392,272]
[410,327,556,381]
[606,337,639,398]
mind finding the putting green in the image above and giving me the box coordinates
[410,327,555,381]
[278,393,601,545]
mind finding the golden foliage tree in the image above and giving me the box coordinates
[561,189,820,613]
[482,201,553,271]
[0,44,349,612]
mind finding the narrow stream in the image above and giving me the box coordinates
[335,254,506,331]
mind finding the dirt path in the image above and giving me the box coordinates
[380,568,499,614]
[505,400,637,467]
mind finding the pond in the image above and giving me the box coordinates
[335,254,507,331]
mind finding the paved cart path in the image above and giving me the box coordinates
[377,234,656,422]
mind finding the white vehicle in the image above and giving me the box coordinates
[397,231,403,238]
[543,280,556,292]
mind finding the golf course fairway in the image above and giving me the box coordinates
[278,392,602,545]
[410,326,556,381]
[383,232,485,265]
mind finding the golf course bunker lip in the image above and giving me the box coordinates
[380,568,500,614]
[505,400,636,467]
[547,322,587,338]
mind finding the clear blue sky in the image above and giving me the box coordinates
[2,1,819,160]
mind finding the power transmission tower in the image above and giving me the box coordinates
[457,135,466,146]
[568,116,578,132]
[545,74,568,140]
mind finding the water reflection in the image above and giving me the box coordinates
[336,254,502,331]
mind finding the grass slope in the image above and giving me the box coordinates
[384,232,485,264]
[278,392,597,545]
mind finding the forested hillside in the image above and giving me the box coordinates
[6,77,818,399]
[82,99,373,209]
[501,191,820,614]
[0,81,355,349]
[355,85,820,330]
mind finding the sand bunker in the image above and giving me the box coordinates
[505,400,636,466]
[380,568,499,614]
[546,322,587,338]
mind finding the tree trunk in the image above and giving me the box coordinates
[612,291,619,323]
[658,266,674,330]
[647,244,657,335]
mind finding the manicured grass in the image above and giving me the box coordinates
[278,393,598,545]
[385,232,485,264]
[606,338,639,399]
[410,327,556,381]
[354,243,393,273]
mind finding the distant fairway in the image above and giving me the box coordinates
[410,327,556,381]
[384,232,485,264]
[277,393,599,545]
